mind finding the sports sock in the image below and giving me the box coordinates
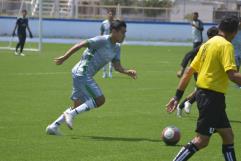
[188,95,196,104]
[52,107,72,126]
[179,98,188,110]
[173,142,198,161]
[222,144,236,161]
[69,99,96,117]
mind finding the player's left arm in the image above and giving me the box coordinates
[112,61,137,79]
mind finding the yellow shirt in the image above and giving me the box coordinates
[191,35,237,94]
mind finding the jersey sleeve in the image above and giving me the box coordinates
[220,43,237,72]
[112,45,121,63]
[87,36,106,50]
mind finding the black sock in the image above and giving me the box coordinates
[222,144,236,161]
[179,98,188,110]
[173,142,198,161]
[188,95,196,104]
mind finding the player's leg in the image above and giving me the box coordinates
[19,34,26,56]
[216,128,236,161]
[63,75,104,129]
[193,42,201,49]
[177,51,193,78]
[15,35,21,55]
[173,133,209,161]
[102,65,108,78]
[46,75,104,134]
[109,62,113,78]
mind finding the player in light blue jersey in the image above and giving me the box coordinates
[101,10,114,78]
[232,28,241,72]
[191,12,204,49]
[232,27,241,88]
[46,20,137,135]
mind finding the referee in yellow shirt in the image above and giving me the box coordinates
[166,15,241,161]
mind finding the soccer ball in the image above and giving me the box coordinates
[161,126,181,146]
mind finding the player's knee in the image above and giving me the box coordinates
[95,96,105,107]
[223,131,234,144]
[192,136,209,149]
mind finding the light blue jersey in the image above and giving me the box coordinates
[72,35,120,77]
[232,30,241,57]
[192,20,203,43]
[71,35,121,101]
[232,30,241,68]
[100,19,111,35]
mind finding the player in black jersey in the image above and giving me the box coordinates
[12,10,33,56]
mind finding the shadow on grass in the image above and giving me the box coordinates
[68,135,184,147]
[70,135,162,143]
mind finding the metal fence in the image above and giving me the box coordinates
[0,0,240,23]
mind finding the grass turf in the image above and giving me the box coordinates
[0,43,240,161]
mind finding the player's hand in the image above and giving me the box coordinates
[12,32,15,37]
[165,97,179,113]
[127,69,137,79]
[30,33,33,38]
[54,56,66,65]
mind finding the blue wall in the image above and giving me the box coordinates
[0,17,216,42]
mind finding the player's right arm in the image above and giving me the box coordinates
[166,67,195,113]
[54,40,88,65]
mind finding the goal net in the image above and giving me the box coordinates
[0,0,42,52]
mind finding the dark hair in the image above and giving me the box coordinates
[22,9,27,13]
[193,12,198,16]
[207,26,219,38]
[110,20,126,32]
[218,15,239,33]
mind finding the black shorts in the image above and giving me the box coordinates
[195,88,231,136]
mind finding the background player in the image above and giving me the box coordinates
[232,24,241,88]
[12,9,33,56]
[46,20,137,135]
[101,9,114,78]
[191,12,204,49]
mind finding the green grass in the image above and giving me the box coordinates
[0,44,240,161]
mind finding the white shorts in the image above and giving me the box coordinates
[71,74,103,102]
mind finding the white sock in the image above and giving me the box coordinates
[69,99,96,117]
[51,107,71,126]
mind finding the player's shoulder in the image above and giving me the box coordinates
[102,19,109,24]
[88,35,110,43]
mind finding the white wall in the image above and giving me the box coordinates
[0,17,216,42]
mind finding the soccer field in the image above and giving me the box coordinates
[0,44,240,161]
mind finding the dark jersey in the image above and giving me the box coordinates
[16,18,29,35]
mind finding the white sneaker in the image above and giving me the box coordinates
[184,101,192,114]
[102,72,107,78]
[64,111,74,129]
[14,51,19,55]
[176,105,182,118]
[20,53,25,56]
[109,72,112,78]
[46,125,62,135]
